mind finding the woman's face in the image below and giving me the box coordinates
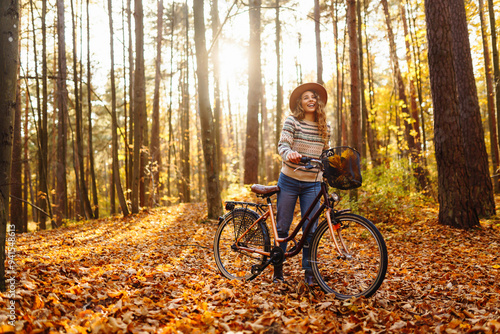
[300,90,318,114]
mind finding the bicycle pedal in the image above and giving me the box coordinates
[270,246,285,265]
[251,264,263,275]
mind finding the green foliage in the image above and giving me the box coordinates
[356,158,434,223]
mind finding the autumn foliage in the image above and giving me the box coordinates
[1,195,500,333]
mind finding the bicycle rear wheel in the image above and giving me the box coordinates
[214,208,271,280]
[310,213,387,299]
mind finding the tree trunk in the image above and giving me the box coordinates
[71,0,92,219]
[363,0,380,166]
[150,0,163,206]
[23,87,30,232]
[109,0,129,216]
[132,0,146,213]
[449,0,495,217]
[211,0,222,186]
[0,0,19,291]
[167,4,175,205]
[314,0,323,85]
[488,0,500,153]
[357,0,367,159]
[41,0,50,225]
[407,0,428,152]
[479,0,500,193]
[274,0,282,181]
[243,0,262,184]
[56,0,69,227]
[11,36,23,232]
[424,0,479,229]
[180,2,191,203]
[331,0,341,147]
[347,0,361,151]
[30,0,43,227]
[193,0,222,219]
[127,0,135,199]
[121,0,129,209]
[87,0,99,218]
[261,83,272,182]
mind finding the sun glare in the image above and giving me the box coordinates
[217,42,248,84]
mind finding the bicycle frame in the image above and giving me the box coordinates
[233,181,347,259]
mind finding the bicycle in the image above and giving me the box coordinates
[213,147,388,299]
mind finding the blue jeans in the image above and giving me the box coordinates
[276,173,321,270]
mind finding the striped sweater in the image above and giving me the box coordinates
[278,116,330,182]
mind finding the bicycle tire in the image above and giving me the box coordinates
[214,208,271,280]
[310,213,387,299]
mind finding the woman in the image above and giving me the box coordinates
[275,82,330,285]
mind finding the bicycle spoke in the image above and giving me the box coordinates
[214,208,270,281]
[310,213,387,299]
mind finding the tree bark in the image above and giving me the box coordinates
[193,0,222,219]
[449,0,495,217]
[424,0,479,229]
[243,0,262,184]
[0,0,19,291]
[479,0,500,193]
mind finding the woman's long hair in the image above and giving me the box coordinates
[291,90,329,144]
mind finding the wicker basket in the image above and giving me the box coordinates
[320,147,362,190]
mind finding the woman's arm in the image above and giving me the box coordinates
[278,116,301,163]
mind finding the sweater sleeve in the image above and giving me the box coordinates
[277,116,296,161]
[324,124,332,150]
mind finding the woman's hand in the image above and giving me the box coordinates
[287,151,302,164]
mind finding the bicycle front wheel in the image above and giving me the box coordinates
[310,213,387,299]
[214,208,271,281]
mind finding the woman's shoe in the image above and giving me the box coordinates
[304,269,315,286]
[273,265,284,283]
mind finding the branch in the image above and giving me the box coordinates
[10,194,51,218]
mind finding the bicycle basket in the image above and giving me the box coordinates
[321,146,362,190]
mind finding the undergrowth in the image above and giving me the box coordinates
[355,159,436,224]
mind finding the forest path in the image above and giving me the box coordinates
[1,200,499,333]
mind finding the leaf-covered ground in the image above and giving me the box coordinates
[1,196,500,333]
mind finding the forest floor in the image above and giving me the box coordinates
[1,191,500,333]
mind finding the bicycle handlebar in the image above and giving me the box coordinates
[300,157,311,163]
[297,156,323,170]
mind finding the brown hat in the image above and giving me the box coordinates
[289,82,328,112]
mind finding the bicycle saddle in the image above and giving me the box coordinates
[250,184,280,197]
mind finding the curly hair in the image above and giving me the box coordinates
[291,90,329,144]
